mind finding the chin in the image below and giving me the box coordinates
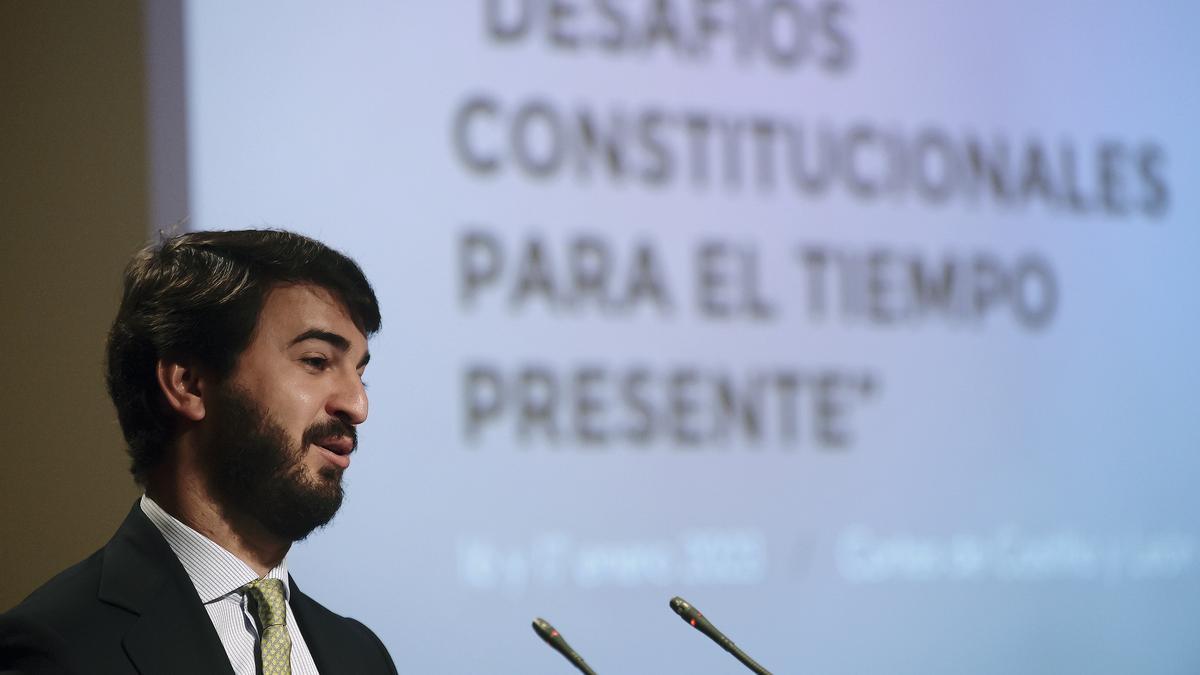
[316,466,342,483]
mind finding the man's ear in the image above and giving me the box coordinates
[156,358,208,422]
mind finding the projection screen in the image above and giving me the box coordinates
[145,2,1200,672]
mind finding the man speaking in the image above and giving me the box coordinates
[0,230,398,674]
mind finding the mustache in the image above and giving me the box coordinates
[302,418,357,453]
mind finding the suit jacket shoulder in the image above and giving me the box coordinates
[0,547,119,674]
[1,503,232,674]
[1,503,398,675]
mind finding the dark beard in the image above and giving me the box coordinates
[203,383,355,542]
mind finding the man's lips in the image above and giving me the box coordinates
[317,436,354,455]
[314,436,354,469]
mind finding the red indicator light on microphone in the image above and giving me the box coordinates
[690,619,696,627]
[551,630,559,637]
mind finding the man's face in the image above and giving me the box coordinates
[202,283,371,542]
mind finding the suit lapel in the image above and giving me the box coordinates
[289,579,336,669]
[291,580,398,675]
[98,503,234,675]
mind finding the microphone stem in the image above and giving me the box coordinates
[728,645,771,675]
[719,637,772,675]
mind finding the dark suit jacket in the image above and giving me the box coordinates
[0,503,398,674]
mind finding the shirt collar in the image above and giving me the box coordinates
[140,494,291,604]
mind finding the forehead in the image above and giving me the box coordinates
[254,283,367,346]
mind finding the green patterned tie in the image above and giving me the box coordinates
[244,578,292,675]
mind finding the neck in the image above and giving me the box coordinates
[146,451,291,578]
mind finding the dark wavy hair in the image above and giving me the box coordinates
[105,229,382,483]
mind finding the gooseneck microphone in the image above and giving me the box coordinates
[531,617,598,675]
[669,596,773,675]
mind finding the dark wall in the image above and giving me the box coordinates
[0,1,148,610]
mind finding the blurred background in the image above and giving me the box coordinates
[3,2,1199,673]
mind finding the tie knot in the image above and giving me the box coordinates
[244,577,288,628]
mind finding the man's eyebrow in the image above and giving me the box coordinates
[290,329,371,368]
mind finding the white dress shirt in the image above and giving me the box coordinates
[140,494,321,675]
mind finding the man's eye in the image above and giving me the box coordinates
[302,356,329,370]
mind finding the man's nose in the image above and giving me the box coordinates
[328,370,368,425]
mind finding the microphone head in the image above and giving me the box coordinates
[670,596,699,621]
[668,596,773,674]
[532,617,598,675]
[532,617,559,643]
